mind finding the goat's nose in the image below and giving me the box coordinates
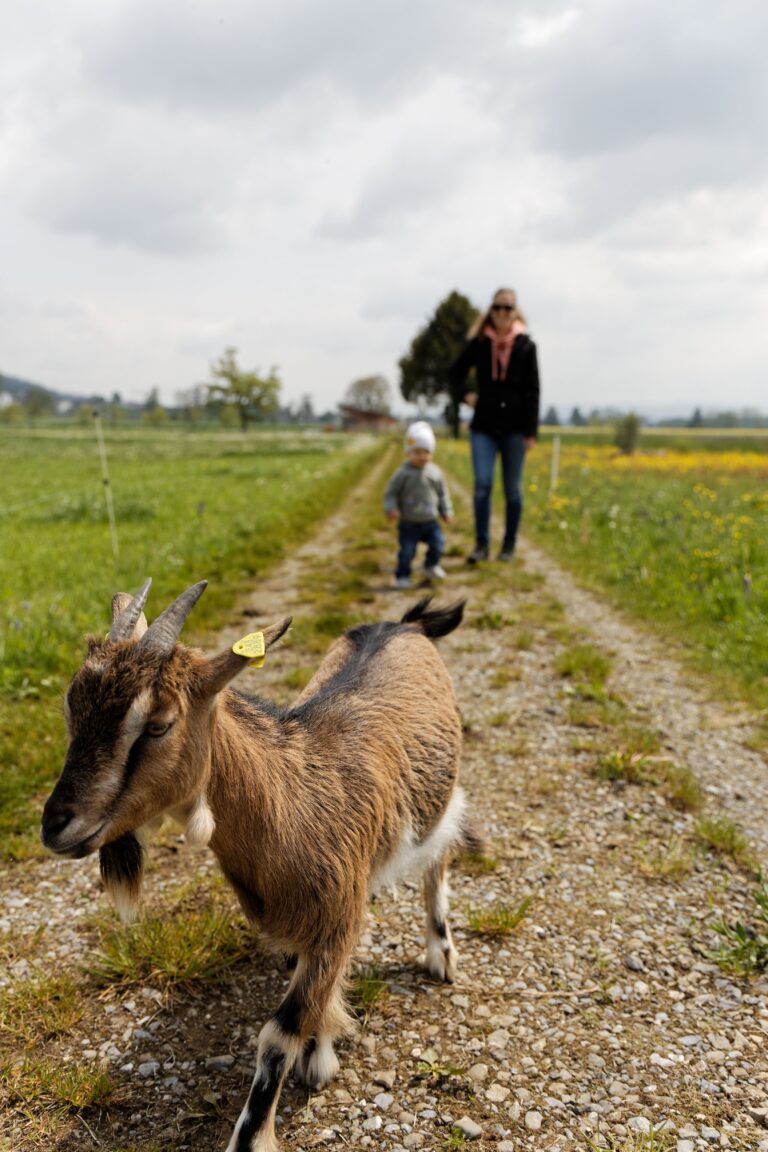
[41,797,74,840]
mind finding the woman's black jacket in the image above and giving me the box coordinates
[449,333,540,439]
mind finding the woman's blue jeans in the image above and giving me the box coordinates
[470,431,527,552]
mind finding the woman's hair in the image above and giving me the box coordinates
[467,286,526,339]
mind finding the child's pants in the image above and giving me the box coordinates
[396,519,444,579]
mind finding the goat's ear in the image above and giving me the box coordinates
[262,616,292,649]
[197,616,293,697]
[111,592,148,640]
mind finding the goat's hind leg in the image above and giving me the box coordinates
[424,856,458,982]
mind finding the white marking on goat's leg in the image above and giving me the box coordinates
[225,1018,301,1152]
[424,858,458,982]
[296,985,347,1089]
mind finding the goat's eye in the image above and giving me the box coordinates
[145,720,173,739]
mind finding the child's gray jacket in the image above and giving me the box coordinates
[383,461,453,523]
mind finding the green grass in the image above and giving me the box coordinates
[0,424,387,857]
[88,899,254,993]
[0,969,83,1050]
[1,1055,114,1111]
[440,436,768,718]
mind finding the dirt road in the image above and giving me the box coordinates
[3,454,767,1152]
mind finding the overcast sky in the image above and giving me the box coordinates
[1,0,767,418]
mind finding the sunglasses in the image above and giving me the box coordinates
[491,303,514,312]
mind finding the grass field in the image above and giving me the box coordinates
[0,424,385,858]
[440,431,768,723]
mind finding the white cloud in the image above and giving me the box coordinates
[0,0,766,415]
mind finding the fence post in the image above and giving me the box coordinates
[94,413,120,565]
[549,434,560,494]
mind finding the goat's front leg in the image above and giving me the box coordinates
[424,856,458,982]
[225,953,350,1152]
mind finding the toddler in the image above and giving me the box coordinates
[384,422,453,588]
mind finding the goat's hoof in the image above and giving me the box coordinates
[297,1039,340,1090]
[426,942,458,983]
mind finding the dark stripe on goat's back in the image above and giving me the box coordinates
[226,689,282,728]
[286,621,406,722]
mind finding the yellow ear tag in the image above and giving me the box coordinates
[232,632,266,668]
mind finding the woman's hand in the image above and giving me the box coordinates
[464,392,478,409]
[524,437,536,451]
[387,509,400,521]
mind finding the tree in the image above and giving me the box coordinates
[688,406,703,428]
[23,386,55,421]
[399,290,479,434]
[543,405,560,426]
[207,347,281,431]
[569,407,586,427]
[614,412,641,454]
[295,394,315,423]
[342,374,391,414]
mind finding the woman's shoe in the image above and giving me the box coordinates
[467,547,489,565]
[497,549,514,562]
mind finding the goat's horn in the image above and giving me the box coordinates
[109,578,152,642]
[139,580,208,654]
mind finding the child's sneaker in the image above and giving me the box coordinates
[423,564,447,580]
[394,576,412,589]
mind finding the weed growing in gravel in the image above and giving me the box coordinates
[347,964,389,1019]
[709,884,768,974]
[594,749,653,785]
[489,666,522,687]
[415,1047,463,1081]
[567,696,627,728]
[443,1131,468,1149]
[88,902,253,993]
[458,851,499,875]
[660,762,703,812]
[488,710,510,728]
[465,895,532,935]
[0,969,83,1049]
[556,643,612,690]
[637,837,696,880]
[694,816,757,872]
[472,609,506,630]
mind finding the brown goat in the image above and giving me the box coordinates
[41,579,475,1152]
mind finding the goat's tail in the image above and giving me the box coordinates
[401,596,465,639]
[459,813,486,858]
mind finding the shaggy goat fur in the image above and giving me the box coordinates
[41,582,475,1152]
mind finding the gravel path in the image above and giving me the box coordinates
[2,459,767,1152]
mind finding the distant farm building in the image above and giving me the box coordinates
[338,405,400,433]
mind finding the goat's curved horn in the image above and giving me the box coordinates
[109,578,152,642]
[138,580,208,654]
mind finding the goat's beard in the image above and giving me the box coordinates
[99,831,144,923]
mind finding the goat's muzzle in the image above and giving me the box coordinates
[41,790,104,858]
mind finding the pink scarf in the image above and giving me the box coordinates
[484,319,526,380]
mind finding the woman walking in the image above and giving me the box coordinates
[450,287,540,563]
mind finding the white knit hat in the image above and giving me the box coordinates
[404,421,436,454]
